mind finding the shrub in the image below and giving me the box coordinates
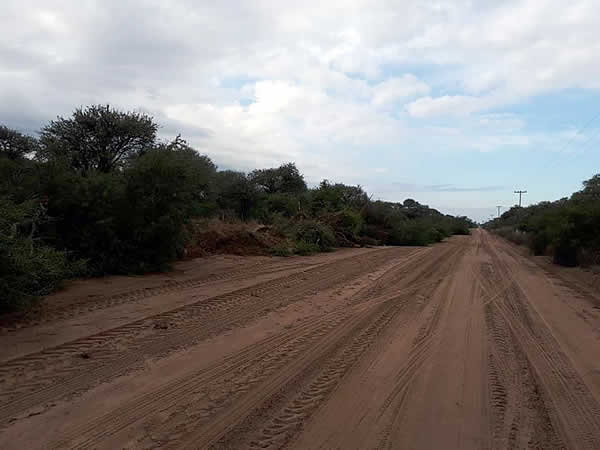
[119,146,215,271]
[270,242,295,257]
[388,222,430,246]
[487,175,600,267]
[290,220,337,251]
[294,241,321,255]
[324,209,363,246]
[0,197,83,313]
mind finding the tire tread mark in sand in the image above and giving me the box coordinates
[48,307,357,449]
[136,249,454,449]
[497,293,600,450]
[479,244,560,449]
[479,234,581,449]
[0,248,409,425]
[0,249,399,373]
[176,246,467,450]
[245,299,409,450]
[0,250,390,414]
[484,301,564,449]
[0,258,299,332]
[375,245,467,450]
[165,247,465,449]
[489,233,600,449]
[239,245,467,450]
[346,244,460,307]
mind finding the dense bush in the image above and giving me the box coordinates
[0,104,475,313]
[324,209,363,246]
[0,197,82,312]
[486,175,600,267]
[288,220,337,252]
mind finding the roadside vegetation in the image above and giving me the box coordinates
[486,175,600,267]
[1,105,474,313]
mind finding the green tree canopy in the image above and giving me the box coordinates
[249,162,307,194]
[39,105,157,174]
[215,170,261,220]
[0,125,39,160]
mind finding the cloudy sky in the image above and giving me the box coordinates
[3,0,600,221]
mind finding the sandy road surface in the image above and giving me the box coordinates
[2,230,600,449]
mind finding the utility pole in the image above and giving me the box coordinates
[496,205,502,217]
[514,190,527,207]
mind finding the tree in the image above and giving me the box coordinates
[161,135,217,211]
[215,170,261,220]
[403,198,419,208]
[573,174,600,202]
[39,105,157,174]
[311,180,369,213]
[119,145,216,270]
[249,162,307,194]
[0,125,39,160]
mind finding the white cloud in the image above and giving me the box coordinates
[372,75,430,106]
[406,95,482,118]
[3,0,600,216]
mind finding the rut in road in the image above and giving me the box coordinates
[0,257,312,333]
[47,242,464,449]
[184,245,465,450]
[480,232,600,449]
[0,247,423,426]
[3,231,600,450]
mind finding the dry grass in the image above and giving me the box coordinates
[185,218,287,258]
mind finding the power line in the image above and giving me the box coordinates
[554,110,600,155]
[541,110,600,173]
[544,123,600,172]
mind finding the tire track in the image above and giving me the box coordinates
[484,300,563,449]
[49,307,356,449]
[479,240,560,449]
[0,257,300,332]
[0,248,413,426]
[245,298,406,450]
[346,244,453,304]
[186,295,409,450]
[373,243,469,450]
[480,232,600,449]
[47,247,448,449]
[154,246,463,449]
[215,244,466,450]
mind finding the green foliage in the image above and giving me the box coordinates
[264,193,303,219]
[324,209,364,246]
[388,221,430,246]
[294,241,321,255]
[0,196,81,313]
[270,242,295,257]
[39,104,157,174]
[311,180,369,213]
[119,145,217,271]
[43,168,125,273]
[487,175,600,267]
[361,199,472,246]
[0,125,39,160]
[249,162,307,194]
[214,170,262,221]
[289,220,337,252]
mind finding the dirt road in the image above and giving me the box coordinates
[2,229,600,449]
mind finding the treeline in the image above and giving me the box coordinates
[1,105,474,312]
[486,175,600,267]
